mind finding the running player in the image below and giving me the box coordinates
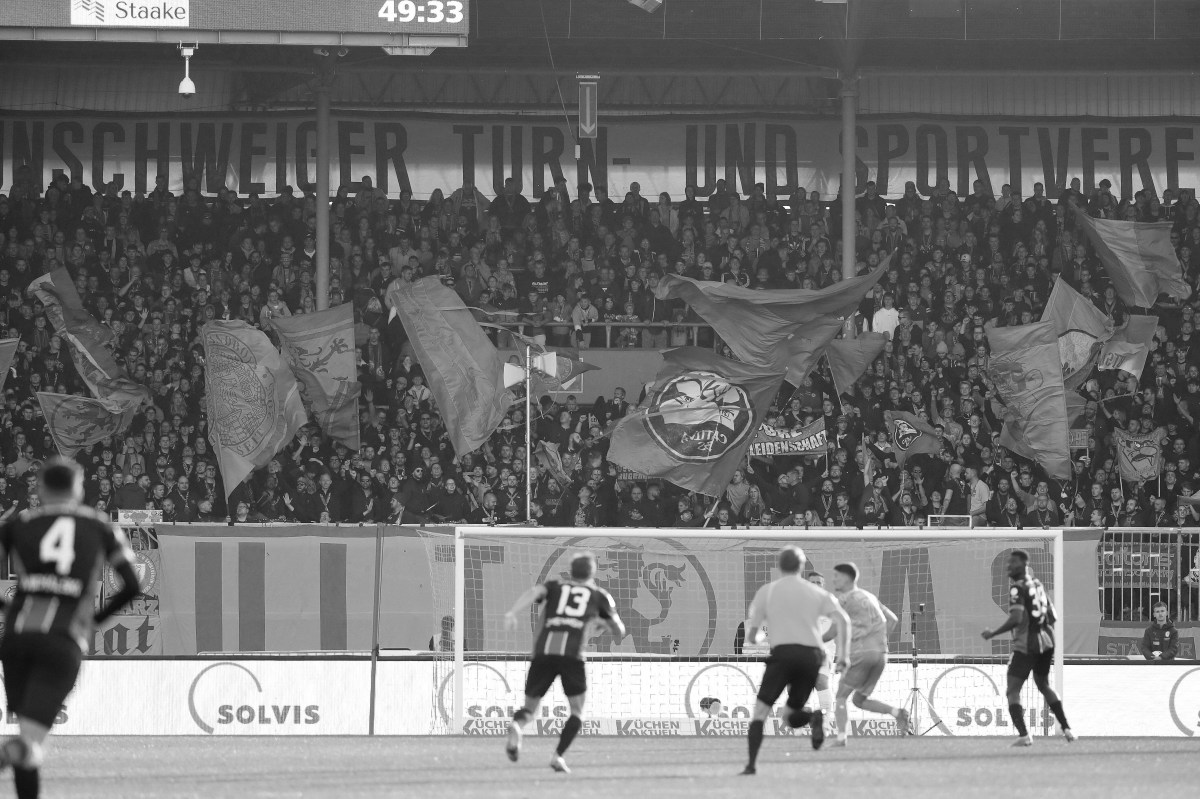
[981,549,1076,746]
[503,552,626,773]
[741,546,850,775]
[803,572,837,738]
[0,458,140,799]
[828,562,909,746]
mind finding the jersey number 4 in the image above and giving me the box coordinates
[40,518,76,576]
[555,586,592,618]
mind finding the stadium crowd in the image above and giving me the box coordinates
[1,168,1200,536]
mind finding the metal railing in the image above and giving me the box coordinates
[480,319,718,349]
[1099,528,1200,624]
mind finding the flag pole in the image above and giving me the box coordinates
[525,344,533,522]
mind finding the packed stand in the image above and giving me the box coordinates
[0,167,1198,548]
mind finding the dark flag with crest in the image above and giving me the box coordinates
[987,321,1071,481]
[37,392,138,459]
[884,410,944,467]
[202,321,308,499]
[272,303,361,451]
[609,348,784,496]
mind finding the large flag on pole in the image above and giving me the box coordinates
[609,348,784,496]
[781,316,845,385]
[1112,426,1165,483]
[1073,210,1191,307]
[654,257,889,368]
[533,441,572,486]
[1098,315,1158,378]
[884,410,944,467]
[37,392,139,459]
[1040,277,1114,390]
[0,338,17,395]
[388,276,513,455]
[828,332,889,398]
[986,321,1071,481]
[272,304,362,451]
[201,322,307,499]
[28,269,149,412]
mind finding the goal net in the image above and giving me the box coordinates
[419,527,1063,738]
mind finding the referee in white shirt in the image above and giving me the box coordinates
[741,546,851,775]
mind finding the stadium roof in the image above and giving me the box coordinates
[2,1,1199,90]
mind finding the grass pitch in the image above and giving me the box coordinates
[37,735,1195,798]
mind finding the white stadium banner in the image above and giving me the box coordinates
[14,658,1199,737]
[3,115,1200,201]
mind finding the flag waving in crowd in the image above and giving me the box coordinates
[884,411,943,468]
[0,338,16,395]
[1073,209,1191,307]
[828,333,888,400]
[28,268,149,451]
[654,258,888,369]
[986,321,1071,481]
[609,348,784,496]
[1098,315,1158,377]
[36,393,139,460]
[389,276,514,456]
[1113,427,1165,483]
[273,303,362,452]
[1041,277,1114,390]
[202,321,308,498]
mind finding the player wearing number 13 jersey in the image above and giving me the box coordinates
[0,458,140,799]
[981,549,1075,747]
[502,552,625,774]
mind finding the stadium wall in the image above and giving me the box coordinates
[123,525,1107,657]
[67,524,1200,658]
[19,658,1199,737]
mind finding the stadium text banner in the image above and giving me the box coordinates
[2,115,1200,200]
[16,660,1200,736]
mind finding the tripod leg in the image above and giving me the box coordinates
[910,690,942,736]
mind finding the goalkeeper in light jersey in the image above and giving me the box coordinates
[827,562,909,745]
[802,572,838,737]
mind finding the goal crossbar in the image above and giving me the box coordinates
[442,526,1065,734]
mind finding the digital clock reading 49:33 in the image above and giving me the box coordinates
[377,0,466,24]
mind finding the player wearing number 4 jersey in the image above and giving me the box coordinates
[0,458,140,799]
[503,552,626,774]
[981,549,1075,747]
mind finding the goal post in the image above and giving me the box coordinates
[421,526,1065,737]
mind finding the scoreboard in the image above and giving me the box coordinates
[0,0,469,45]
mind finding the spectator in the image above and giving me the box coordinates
[1140,602,1180,662]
